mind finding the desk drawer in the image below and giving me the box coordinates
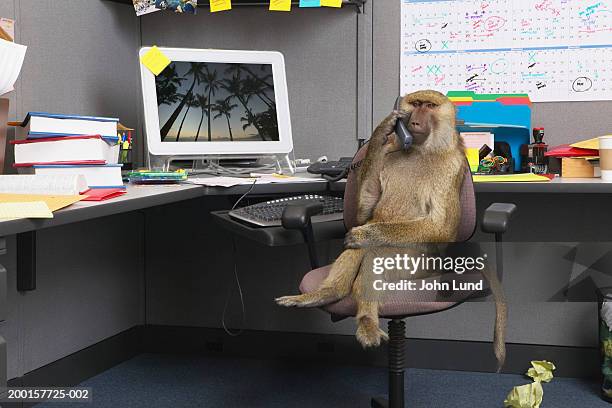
[0,265,5,322]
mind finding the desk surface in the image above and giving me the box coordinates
[1,175,611,237]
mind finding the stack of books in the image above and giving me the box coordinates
[12,112,124,188]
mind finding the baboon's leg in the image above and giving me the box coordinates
[352,263,387,348]
[276,248,365,307]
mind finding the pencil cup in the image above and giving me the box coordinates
[0,99,9,175]
[600,136,612,182]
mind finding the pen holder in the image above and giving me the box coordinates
[0,99,8,174]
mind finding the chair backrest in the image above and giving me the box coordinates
[343,145,476,242]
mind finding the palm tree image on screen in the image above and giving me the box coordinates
[156,62,279,143]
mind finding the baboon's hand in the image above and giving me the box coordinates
[371,110,409,147]
[344,226,369,249]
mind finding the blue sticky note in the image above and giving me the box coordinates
[300,0,321,7]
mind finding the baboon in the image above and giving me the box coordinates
[277,90,506,371]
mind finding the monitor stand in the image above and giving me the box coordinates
[147,152,295,175]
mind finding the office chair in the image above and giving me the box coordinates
[280,145,517,408]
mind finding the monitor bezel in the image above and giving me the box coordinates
[140,47,293,156]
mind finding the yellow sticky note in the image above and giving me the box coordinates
[321,0,342,7]
[473,174,551,183]
[140,46,171,76]
[466,148,479,172]
[270,0,291,11]
[210,0,232,12]
[0,201,53,220]
[504,382,543,408]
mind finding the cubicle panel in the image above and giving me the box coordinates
[141,7,360,161]
[371,0,612,145]
[0,264,6,323]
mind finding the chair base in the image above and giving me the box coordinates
[371,397,389,408]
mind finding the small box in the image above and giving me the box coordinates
[561,157,600,178]
[0,99,8,175]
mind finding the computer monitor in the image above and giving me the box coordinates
[140,48,293,157]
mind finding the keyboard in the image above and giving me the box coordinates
[229,195,344,227]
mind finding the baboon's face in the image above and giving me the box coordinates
[399,90,456,150]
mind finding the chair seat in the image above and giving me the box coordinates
[299,265,487,318]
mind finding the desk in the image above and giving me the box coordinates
[0,176,610,389]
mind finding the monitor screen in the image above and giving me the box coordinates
[156,61,279,143]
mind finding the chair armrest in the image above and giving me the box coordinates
[481,203,517,234]
[281,202,324,230]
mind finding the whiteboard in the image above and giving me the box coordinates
[400,0,612,102]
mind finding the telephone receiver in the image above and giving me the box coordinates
[394,96,413,151]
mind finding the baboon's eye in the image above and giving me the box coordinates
[426,103,437,109]
[411,101,421,107]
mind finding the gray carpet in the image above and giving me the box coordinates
[38,353,609,407]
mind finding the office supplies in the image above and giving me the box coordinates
[139,48,294,172]
[229,195,344,227]
[0,194,83,212]
[81,188,127,201]
[140,46,172,76]
[0,174,88,195]
[520,128,548,174]
[473,173,551,183]
[188,174,324,187]
[32,164,124,188]
[270,0,291,11]
[12,135,119,165]
[128,169,187,184]
[571,136,610,151]
[210,0,231,12]
[561,157,599,178]
[0,38,26,96]
[16,112,119,139]
[544,144,598,158]
[401,1,612,102]
[600,136,612,182]
[0,201,53,220]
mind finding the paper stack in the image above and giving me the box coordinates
[0,38,26,97]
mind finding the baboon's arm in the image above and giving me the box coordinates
[356,111,405,225]
[345,218,455,248]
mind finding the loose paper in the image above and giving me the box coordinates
[132,0,160,16]
[270,0,291,11]
[0,194,84,212]
[504,382,543,408]
[526,361,556,383]
[400,0,612,102]
[321,0,342,7]
[187,174,326,187]
[571,136,610,151]
[0,18,15,42]
[0,38,26,96]
[140,46,171,76]
[300,0,320,7]
[0,201,53,220]
[210,0,232,12]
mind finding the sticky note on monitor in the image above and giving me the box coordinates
[300,0,321,6]
[270,0,291,11]
[140,46,171,76]
[210,0,232,12]
[321,0,342,7]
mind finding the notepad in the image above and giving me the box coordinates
[270,0,291,11]
[210,0,231,12]
[473,174,552,183]
[0,194,84,212]
[140,46,171,76]
[0,201,53,220]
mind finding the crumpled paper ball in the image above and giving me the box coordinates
[526,360,556,383]
[504,382,543,408]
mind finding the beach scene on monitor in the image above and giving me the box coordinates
[156,61,279,142]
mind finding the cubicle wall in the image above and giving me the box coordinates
[2,0,612,381]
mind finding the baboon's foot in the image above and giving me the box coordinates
[356,316,388,348]
[275,290,336,308]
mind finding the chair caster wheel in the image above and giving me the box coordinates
[371,397,389,408]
